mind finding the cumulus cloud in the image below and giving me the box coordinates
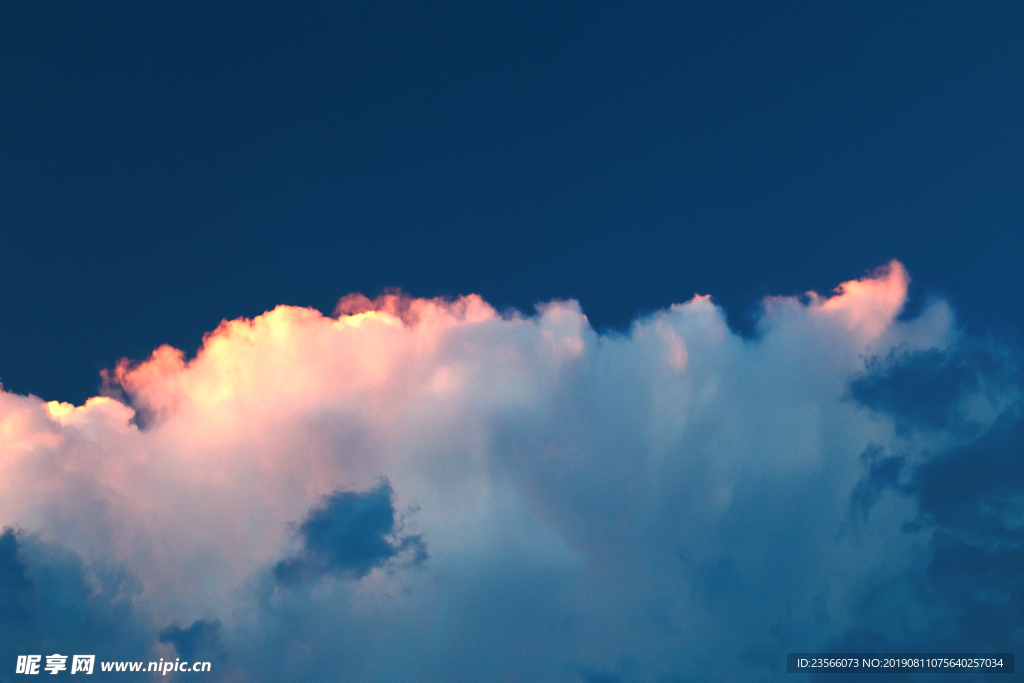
[0,260,1020,681]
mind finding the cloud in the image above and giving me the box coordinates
[0,260,1020,681]
[158,619,221,662]
[0,529,156,682]
[850,341,1019,435]
[817,340,1024,681]
[273,480,426,585]
[0,530,31,625]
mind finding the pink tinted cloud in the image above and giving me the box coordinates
[0,261,968,676]
[812,259,910,341]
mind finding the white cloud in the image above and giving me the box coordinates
[1,261,1000,681]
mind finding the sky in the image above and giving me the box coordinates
[1,2,1023,681]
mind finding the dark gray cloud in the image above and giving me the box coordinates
[848,446,905,520]
[850,343,1019,434]
[911,410,1024,536]
[0,530,31,625]
[0,530,155,682]
[273,481,427,586]
[158,619,221,663]
[850,342,1023,546]
[821,343,1024,679]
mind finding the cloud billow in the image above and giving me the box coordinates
[0,530,31,626]
[1,261,1022,681]
[158,619,221,663]
[818,341,1024,681]
[273,480,426,585]
[0,530,156,681]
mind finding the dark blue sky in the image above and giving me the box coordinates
[2,1,1022,404]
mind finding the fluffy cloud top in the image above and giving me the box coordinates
[1,260,1020,682]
